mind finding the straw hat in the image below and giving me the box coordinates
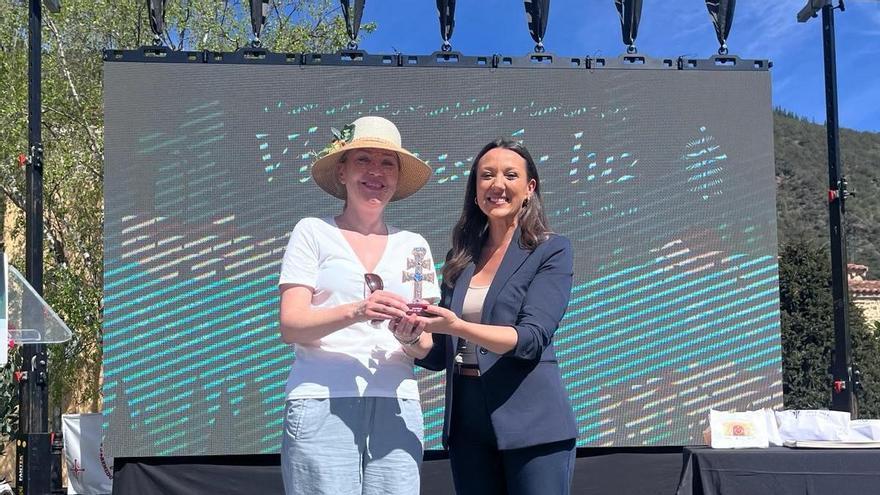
[310,116,432,202]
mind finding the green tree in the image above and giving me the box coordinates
[779,238,880,417]
[0,0,371,436]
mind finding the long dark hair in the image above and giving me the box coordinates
[442,139,551,287]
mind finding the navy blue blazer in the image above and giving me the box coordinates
[417,231,578,450]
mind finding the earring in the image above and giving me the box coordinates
[522,197,530,208]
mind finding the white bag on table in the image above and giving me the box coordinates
[775,409,851,442]
[847,419,880,441]
[708,409,769,449]
[763,408,784,446]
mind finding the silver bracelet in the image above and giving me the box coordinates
[394,333,421,346]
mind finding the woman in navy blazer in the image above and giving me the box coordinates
[406,139,578,494]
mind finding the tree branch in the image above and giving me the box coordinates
[1,186,23,212]
[42,106,102,181]
[178,1,193,50]
[43,17,104,179]
[42,200,67,267]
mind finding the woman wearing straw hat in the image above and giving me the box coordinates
[277,116,439,495]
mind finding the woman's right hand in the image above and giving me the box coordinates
[355,290,411,322]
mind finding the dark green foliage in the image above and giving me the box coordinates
[779,239,880,418]
[0,347,21,438]
[851,309,880,418]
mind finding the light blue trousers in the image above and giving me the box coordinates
[281,397,424,495]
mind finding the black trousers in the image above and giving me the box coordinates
[448,374,576,495]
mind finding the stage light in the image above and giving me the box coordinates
[705,0,736,55]
[340,0,365,50]
[147,0,166,45]
[614,0,643,54]
[524,0,550,52]
[798,0,830,22]
[436,0,456,52]
[249,0,269,47]
[44,0,60,13]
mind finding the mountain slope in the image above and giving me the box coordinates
[775,110,880,271]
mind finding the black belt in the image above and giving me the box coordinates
[453,364,481,377]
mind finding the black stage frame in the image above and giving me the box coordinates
[103,45,770,71]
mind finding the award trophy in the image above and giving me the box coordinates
[402,247,437,316]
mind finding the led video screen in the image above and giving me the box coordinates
[103,60,782,456]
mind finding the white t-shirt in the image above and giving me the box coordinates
[278,217,441,401]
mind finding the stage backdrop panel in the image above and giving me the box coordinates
[103,59,782,457]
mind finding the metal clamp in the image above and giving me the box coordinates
[839,176,851,199]
[29,144,44,172]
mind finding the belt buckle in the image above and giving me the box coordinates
[454,364,481,377]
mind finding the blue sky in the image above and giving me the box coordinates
[358,0,880,132]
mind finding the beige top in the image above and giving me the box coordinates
[454,285,490,366]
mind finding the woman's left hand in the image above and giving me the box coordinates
[388,313,426,345]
